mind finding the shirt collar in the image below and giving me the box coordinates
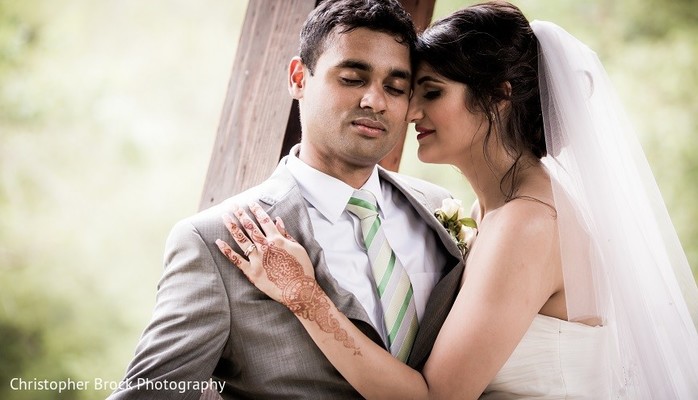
[286,152,385,224]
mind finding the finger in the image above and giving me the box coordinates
[248,202,279,237]
[215,239,245,269]
[222,213,253,249]
[216,239,257,283]
[234,206,268,246]
[275,217,296,242]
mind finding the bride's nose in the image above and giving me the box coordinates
[406,97,424,123]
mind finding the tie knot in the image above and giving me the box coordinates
[346,189,379,220]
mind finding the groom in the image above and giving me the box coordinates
[109,0,464,398]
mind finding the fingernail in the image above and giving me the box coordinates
[215,239,224,247]
[222,213,232,223]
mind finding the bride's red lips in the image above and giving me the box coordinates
[415,125,435,141]
[415,125,435,134]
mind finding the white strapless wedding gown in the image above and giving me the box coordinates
[480,314,611,399]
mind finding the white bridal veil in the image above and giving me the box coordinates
[531,20,698,398]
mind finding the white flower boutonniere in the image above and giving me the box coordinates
[435,198,478,256]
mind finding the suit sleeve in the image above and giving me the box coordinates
[108,219,230,400]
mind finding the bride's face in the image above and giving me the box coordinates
[407,64,488,167]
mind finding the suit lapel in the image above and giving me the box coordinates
[256,163,465,364]
[256,164,384,347]
[379,169,463,260]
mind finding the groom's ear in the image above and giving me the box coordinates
[288,57,306,99]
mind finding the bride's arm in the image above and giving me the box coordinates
[217,202,561,400]
[216,203,429,399]
[422,201,563,398]
[281,285,428,398]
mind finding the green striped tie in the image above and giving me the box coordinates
[346,189,418,362]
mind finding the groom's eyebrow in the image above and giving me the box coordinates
[336,59,371,71]
[336,59,410,80]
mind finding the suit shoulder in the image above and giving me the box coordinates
[387,171,451,196]
[169,175,297,241]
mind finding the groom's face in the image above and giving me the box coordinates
[290,27,411,176]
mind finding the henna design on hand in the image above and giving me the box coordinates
[262,243,302,287]
[284,276,361,355]
[228,220,249,245]
[220,245,242,267]
[236,209,269,246]
[262,244,361,355]
[250,227,269,247]
[250,203,272,224]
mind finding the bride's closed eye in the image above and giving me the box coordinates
[423,90,442,100]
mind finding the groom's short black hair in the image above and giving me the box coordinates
[299,0,417,75]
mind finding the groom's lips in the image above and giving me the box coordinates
[352,118,386,137]
[415,125,435,141]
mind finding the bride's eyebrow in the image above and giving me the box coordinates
[416,76,444,85]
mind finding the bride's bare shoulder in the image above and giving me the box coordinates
[480,198,558,248]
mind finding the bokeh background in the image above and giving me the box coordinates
[1,0,695,398]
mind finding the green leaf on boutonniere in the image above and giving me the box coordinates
[435,198,478,256]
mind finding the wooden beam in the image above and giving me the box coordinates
[200,0,436,211]
[199,0,316,210]
[400,0,436,32]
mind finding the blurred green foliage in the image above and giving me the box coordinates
[0,0,695,398]
[1,0,243,398]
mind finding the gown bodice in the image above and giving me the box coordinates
[480,314,611,399]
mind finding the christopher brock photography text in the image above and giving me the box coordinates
[8,377,225,394]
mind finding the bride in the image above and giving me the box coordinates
[216,1,698,398]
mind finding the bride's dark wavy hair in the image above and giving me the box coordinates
[416,1,544,201]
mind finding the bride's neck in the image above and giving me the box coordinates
[459,152,541,217]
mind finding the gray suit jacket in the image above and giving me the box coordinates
[109,160,464,400]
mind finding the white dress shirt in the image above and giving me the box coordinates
[286,154,445,345]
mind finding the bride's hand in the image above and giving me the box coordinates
[216,202,316,306]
